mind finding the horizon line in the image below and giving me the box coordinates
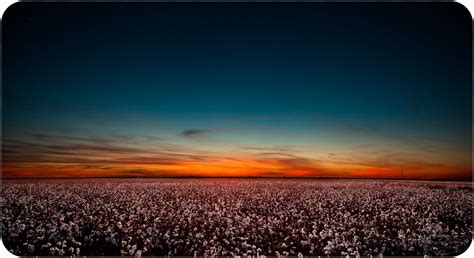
[2,176,472,182]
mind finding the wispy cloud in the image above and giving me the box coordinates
[1,127,470,179]
[180,129,211,138]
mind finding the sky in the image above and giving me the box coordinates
[2,3,472,179]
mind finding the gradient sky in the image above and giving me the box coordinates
[2,3,472,179]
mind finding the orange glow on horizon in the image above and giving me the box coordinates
[2,157,471,180]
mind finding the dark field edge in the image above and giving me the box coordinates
[0,255,469,258]
[1,236,472,257]
[1,234,472,257]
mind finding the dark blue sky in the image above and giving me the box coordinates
[2,3,472,178]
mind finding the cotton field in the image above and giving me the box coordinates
[1,178,472,256]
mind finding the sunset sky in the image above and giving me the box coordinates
[3,3,472,179]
